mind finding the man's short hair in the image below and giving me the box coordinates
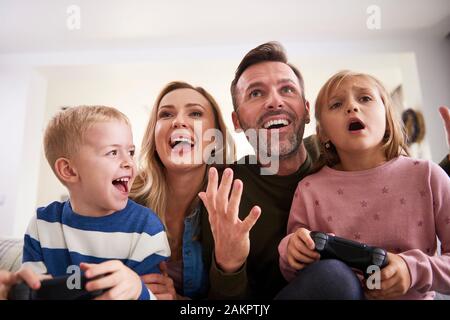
[230,41,306,110]
[43,105,130,178]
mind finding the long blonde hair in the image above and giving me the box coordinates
[314,70,409,170]
[130,81,235,224]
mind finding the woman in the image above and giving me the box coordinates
[131,81,234,299]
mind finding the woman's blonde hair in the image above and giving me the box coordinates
[314,70,409,170]
[130,81,235,225]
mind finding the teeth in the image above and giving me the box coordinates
[263,119,289,129]
[173,137,192,144]
[114,177,129,182]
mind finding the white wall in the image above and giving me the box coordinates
[0,67,47,236]
[0,19,448,237]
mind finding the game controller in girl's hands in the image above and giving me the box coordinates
[310,231,389,278]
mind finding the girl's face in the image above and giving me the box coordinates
[154,88,217,171]
[319,76,387,157]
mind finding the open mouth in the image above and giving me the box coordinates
[112,176,130,193]
[263,118,291,130]
[348,119,365,132]
[169,136,195,150]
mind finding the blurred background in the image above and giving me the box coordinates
[0,0,449,237]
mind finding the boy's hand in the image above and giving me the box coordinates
[0,268,43,300]
[286,228,320,270]
[80,261,142,300]
[141,261,177,300]
[365,252,411,299]
[438,106,450,160]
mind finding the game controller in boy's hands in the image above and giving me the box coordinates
[310,231,389,278]
[7,274,106,300]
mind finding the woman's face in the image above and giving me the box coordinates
[154,88,217,171]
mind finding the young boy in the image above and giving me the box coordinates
[22,106,171,300]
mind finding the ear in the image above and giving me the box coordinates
[232,111,243,132]
[304,100,311,124]
[316,123,329,144]
[54,158,79,184]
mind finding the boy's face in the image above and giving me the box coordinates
[70,120,136,216]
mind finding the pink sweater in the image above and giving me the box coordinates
[278,156,450,299]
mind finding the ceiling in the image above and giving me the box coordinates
[1,0,449,53]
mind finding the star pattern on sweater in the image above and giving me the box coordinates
[327,216,333,222]
[445,217,450,225]
[305,182,310,187]
[418,220,423,227]
[314,200,320,206]
[373,214,380,221]
[382,187,389,194]
[420,190,426,198]
[360,201,368,208]
[400,198,406,205]
[354,232,361,240]
[414,161,420,165]
[337,188,344,195]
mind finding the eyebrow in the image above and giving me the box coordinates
[159,103,206,111]
[104,144,135,149]
[245,79,297,92]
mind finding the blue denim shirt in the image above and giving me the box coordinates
[182,206,208,299]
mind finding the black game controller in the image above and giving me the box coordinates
[7,274,105,300]
[310,231,389,278]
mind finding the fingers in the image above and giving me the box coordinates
[287,254,305,270]
[156,293,175,300]
[147,284,169,295]
[0,270,17,287]
[227,179,243,219]
[83,260,122,279]
[86,272,119,292]
[439,106,450,125]
[204,167,219,213]
[141,273,166,285]
[297,229,316,251]
[216,168,234,215]
[380,258,397,281]
[159,261,168,276]
[16,268,42,290]
[242,206,261,233]
[288,245,318,264]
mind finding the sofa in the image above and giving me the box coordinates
[1,237,448,299]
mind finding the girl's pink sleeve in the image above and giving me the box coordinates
[399,163,450,294]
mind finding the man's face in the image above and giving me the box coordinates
[232,61,310,159]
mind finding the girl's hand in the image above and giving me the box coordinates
[286,228,321,270]
[365,252,411,299]
[80,261,142,300]
[140,261,177,300]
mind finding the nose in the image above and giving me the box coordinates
[120,154,134,169]
[172,114,188,128]
[346,105,359,114]
[266,88,284,110]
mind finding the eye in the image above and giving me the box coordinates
[360,96,372,102]
[107,150,118,156]
[249,89,263,99]
[330,102,342,109]
[129,149,135,157]
[281,86,295,94]
[190,111,203,117]
[158,111,172,119]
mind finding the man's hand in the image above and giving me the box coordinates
[141,261,177,300]
[365,252,411,300]
[438,106,450,160]
[198,167,261,273]
[0,268,42,300]
[286,228,320,271]
[81,260,142,300]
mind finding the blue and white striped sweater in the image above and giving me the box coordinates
[22,199,171,300]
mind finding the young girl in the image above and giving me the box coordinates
[278,70,450,300]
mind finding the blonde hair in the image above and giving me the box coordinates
[130,82,235,225]
[44,105,130,180]
[314,70,409,170]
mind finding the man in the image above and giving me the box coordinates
[199,42,450,299]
